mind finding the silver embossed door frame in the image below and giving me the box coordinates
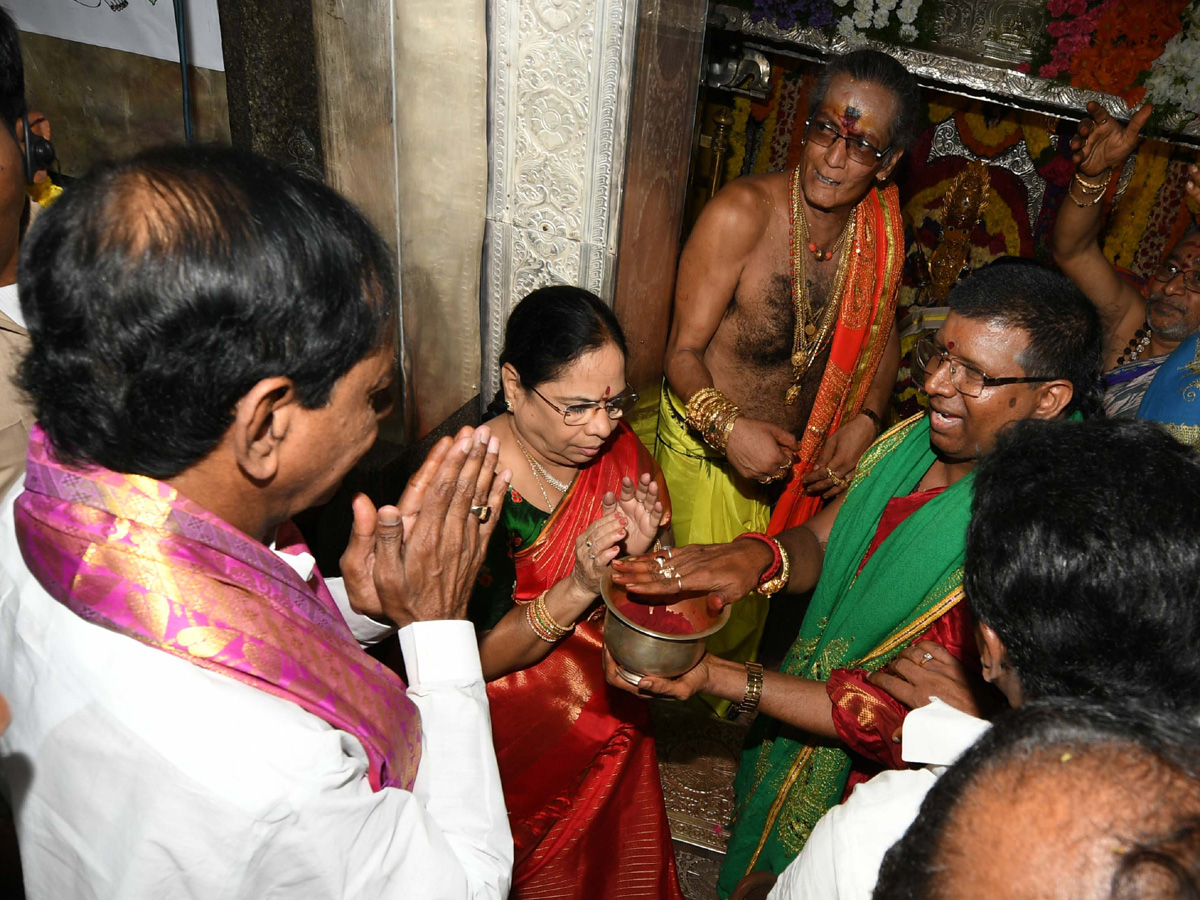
[482,0,642,404]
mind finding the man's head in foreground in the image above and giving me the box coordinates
[914,260,1103,463]
[875,699,1200,900]
[965,417,1200,715]
[18,146,397,538]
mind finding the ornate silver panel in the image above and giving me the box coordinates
[927,116,1051,228]
[710,4,1200,147]
[484,0,641,402]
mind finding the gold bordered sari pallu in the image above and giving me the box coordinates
[486,421,685,900]
[718,415,972,895]
[15,425,421,791]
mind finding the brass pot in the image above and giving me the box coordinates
[601,572,730,684]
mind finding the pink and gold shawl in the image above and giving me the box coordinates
[14,425,421,791]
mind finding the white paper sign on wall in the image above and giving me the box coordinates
[9,0,224,72]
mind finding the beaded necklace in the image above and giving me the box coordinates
[1116,324,1153,367]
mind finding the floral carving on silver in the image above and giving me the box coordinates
[483,0,639,402]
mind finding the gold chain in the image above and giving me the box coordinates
[513,431,569,512]
[788,167,855,405]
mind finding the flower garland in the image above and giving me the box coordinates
[1144,1,1200,125]
[733,0,935,45]
[1035,0,1197,124]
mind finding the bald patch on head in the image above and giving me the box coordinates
[932,741,1200,900]
[94,167,250,259]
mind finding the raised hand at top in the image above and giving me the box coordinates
[1069,101,1154,178]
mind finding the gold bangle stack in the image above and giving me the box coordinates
[758,537,791,597]
[526,589,574,643]
[733,661,765,716]
[1068,168,1111,208]
[685,387,740,454]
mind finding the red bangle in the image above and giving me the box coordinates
[736,532,781,585]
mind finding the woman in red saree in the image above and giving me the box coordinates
[469,286,685,899]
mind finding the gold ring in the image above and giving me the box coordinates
[469,505,491,523]
[919,651,933,667]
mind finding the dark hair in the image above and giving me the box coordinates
[966,418,1200,715]
[488,284,628,416]
[875,699,1200,900]
[18,145,396,478]
[947,259,1104,418]
[0,8,24,131]
[810,49,920,154]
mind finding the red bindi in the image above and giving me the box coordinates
[947,341,956,351]
[603,385,611,398]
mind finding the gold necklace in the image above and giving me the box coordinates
[787,166,855,405]
[513,431,569,511]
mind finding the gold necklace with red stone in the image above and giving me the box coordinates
[786,166,855,404]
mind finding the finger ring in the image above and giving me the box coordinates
[675,575,682,591]
[588,551,596,561]
[665,547,673,559]
[919,651,933,667]
[660,565,676,578]
[826,466,836,480]
[586,538,593,549]
[469,504,491,523]
[655,556,667,571]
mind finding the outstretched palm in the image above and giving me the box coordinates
[602,473,665,556]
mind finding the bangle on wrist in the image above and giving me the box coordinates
[732,661,764,716]
[1073,168,1112,192]
[685,387,741,455]
[859,408,883,436]
[736,532,781,584]
[758,538,791,597]
[526,589,575,643]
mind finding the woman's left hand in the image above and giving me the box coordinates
[571,511,628,596]
[605,473,665,556]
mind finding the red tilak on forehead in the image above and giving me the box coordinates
[603,385,612,398]
[840,106,862,133]
[947,341,956,351]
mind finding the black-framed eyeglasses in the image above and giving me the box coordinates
[805,118,891,166]
[1151,261,1200,292]
[912,338,1058,398]
[532,384,639,426]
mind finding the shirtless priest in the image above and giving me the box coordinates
[653,50,916,669]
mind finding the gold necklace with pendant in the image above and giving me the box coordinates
[786,166,855,405]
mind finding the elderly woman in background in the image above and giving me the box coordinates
[470,285,684,900]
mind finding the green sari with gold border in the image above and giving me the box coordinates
[717,414,973,895]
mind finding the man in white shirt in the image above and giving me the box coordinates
[769,416,1200,900]
[0,146,514,899]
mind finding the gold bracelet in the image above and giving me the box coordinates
[685,387,741,455]
[758,538,791,596]
[1073,168,1112,192]
[733,661,764,715]
[1067,181,1106,209]
[526,589,574,643]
